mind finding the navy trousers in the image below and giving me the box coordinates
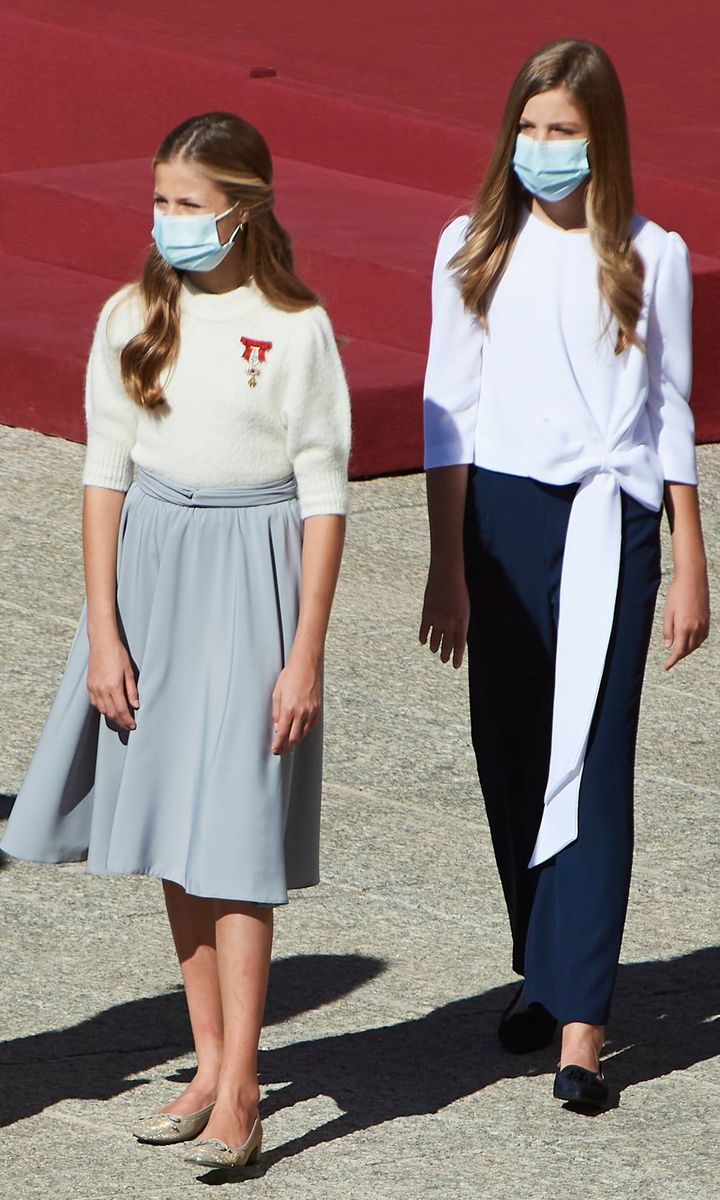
[464,467,661,1024]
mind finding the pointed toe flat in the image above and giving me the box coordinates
[553,1064,608,1110]
[132,1102,215,1144]
[184,1115,263,1169]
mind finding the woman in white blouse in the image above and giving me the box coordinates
[420,39,709,1109]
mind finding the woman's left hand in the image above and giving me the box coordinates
[271,654,322,754]
[662,567,710,669]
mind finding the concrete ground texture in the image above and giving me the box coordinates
[0,423,718,1199]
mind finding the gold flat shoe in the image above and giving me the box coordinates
[132,1102,215,1144]
[184,1115,262,1168]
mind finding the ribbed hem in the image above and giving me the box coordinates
[296,468,348,518]
[83,439,134,491]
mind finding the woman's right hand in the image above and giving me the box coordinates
[87,631,139,730]
[419,566,470,669]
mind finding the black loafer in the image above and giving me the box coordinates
[553,1064,609,1110]
[498,985,558,1054]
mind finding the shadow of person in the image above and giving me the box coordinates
[2,942,718,1170]
[604,945,720,1088]
[239,945,720,1169]
[0,953,386,1129]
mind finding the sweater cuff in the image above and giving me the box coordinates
[83,437,134,491]
[296,466,348,518]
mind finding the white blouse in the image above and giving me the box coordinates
[423,208,697,867]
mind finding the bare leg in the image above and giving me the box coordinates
[160,880,224,1115]
[560,1022,605,1072]
[199,901,274,1147]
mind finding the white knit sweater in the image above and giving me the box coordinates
[82,278,351,518]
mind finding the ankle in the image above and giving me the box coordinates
[560,1022,604,1069]
[214,1081,260,1115]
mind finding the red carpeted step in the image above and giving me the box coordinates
[0,157,463,354]
[1,4,718,466]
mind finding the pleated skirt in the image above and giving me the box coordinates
[1,469,322,904]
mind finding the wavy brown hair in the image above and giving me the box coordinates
[120,112,318,409]
[452,40,644,354]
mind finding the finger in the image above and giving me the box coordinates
[439,628,454,664]
[452,633,467,670]
[303,706,320,736]
[125,667,140,711]
[662,607,674,648]
[110,684,135,729]
[286,714,306,748]
[419,612,431,645]
[428,624,442,655]
[299,708,320,741]
[687,626,709,655]
[664,631,690,670]
[271,713,292,755]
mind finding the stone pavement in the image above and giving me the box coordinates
[1,423,718,1199]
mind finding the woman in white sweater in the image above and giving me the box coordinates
[420,40,709,1109]
[3,112,350,1167]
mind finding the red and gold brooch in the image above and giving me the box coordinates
[240,337,273,388]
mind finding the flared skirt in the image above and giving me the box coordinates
[2,470,322,903]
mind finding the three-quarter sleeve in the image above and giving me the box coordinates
[282,306,351,519]
[645,232,698,485]
[82,288,140,492]
[423,216,483,469]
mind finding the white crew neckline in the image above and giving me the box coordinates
[180,275,262,320]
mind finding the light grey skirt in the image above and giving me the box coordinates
[1,468,322,904]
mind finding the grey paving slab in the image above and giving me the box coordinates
[0,424,719,1199]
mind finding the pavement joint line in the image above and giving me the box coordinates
[319,877,494,928]
[636,771,720,798]
[642,681,720,706]
[42,1109,133,1134]
[325,778,481,823]
[349,502,426,515]
[0,597,78,632]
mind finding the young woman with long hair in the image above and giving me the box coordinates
[3,112,351,1167]
[420,40,709,1109]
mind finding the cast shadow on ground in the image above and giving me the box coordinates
[0,953,385,1129]
[218,943,717,1175]
[1,947,718,1178]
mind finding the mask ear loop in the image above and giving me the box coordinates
[215,201,243,248]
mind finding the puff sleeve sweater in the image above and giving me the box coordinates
[83,278,351,519]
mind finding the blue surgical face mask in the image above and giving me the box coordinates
[512,133,590,202]
[151,202,241,271]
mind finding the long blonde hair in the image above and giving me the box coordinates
[452,40,644,354]
[121,112,318,409]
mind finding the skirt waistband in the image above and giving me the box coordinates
[135,468,297,508]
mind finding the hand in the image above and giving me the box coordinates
[419,565,470,669]
[271,653,322,754]
[87,632,139,730]
[662,567,710,670]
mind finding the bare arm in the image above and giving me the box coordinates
[271,514,346,754]
[419,465,470,669]
[662,482,710,670]
[83,485,139,729]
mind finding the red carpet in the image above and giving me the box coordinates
[1,1,718,475]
